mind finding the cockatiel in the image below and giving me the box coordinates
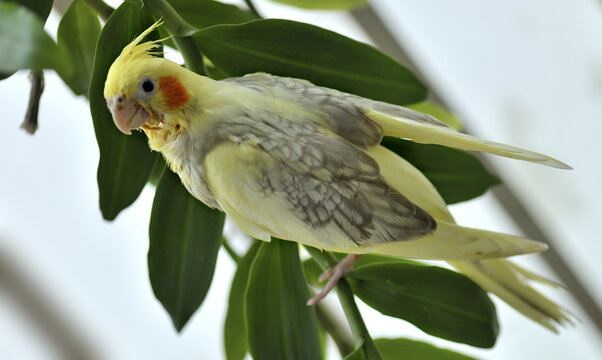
[104,22,572,330]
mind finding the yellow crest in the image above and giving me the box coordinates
[113,20,165,66]
[104,20,168,98]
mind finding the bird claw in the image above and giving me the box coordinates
[307,254,363,306]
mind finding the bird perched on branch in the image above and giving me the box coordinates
[104,21,572,331]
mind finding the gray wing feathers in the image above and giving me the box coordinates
[226,73,384,147]
[225,108,436,246]
[226,73,451,148]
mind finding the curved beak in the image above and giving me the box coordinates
[106,95,150,135]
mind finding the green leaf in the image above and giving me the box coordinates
[169,0,256,29]
[88,0,158,220]
[347,262,499,348]
[245,239,322,360]
[11,0,53,21]
[0,2,68,74]
[224,241,260,360]
[407,101,462,130]
[375,338,477,360]
[148,170,226,331]
[344,343,366,360]
[57,0,101,97]
[381,137,501,204]
[269,0,367,10]
[195,19,427,105]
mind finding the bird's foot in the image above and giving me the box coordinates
[307,254,363,305]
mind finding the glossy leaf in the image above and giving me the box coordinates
[195,19,427,105]
[224,241,260,360]
[269,0,367,10]
[245,239,322,360]
[381,137,501,204]
[57,0,101,96]
[148,170,225,331]
[88,1,158,220]
[375,338,477,360]
[0,2,68,74]
[169,0,256,29]
[347,262,499,348]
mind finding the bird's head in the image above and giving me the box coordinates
[104,21,193,135]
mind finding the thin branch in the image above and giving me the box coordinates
[221,237,242,265]
[21,70,44,135]
[244,0,261,18]
[143,0,206,75]
[84,0,114,22]
[171,37,206,75]
[315,302,354,356]
[305,247,383,360]
[0,247,101,360]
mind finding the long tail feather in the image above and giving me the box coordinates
[371,221,546,260]
[368,144,573,330]
[366,109,571,169]
[448,259,574,331]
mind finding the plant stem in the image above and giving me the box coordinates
[172,37,206,75]
[84,0,114,22]
[221,237,241,265]
[143,0,206,75]
[315,302,354,356]
[244,0,261,18]
[305,247,383,360]
[20,70,44,135]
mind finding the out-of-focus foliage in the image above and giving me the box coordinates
[57,0,101,97]
[0,2,68,74]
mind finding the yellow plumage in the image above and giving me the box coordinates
[104,22,572,330]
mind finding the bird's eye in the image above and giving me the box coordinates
[142,79,155,93]
[138,77,156,97]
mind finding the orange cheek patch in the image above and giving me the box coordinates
[159,76,190,110]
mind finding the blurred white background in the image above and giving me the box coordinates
[1,0,601,359]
